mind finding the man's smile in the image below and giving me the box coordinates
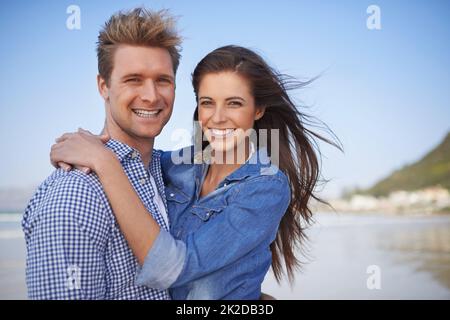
[132,108,162,118]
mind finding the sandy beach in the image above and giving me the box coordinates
[1,212,449,300]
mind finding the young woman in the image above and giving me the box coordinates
[50,45,339,299]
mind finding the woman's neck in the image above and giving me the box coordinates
[201,141,255,194]
[205,162,241,184]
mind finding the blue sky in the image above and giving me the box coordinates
[0,0,449,197]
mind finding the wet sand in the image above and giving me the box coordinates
[262,212,450,299]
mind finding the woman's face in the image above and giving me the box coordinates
[197,71,264,157]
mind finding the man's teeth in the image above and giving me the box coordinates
[210,129,235,137]
[133,109,160,118]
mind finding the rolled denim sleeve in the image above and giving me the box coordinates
[135,229,186,289]
[135,173,290,290]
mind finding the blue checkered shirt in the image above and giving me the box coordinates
[22,139,171,300]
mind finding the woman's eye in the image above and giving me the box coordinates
[200,101,212,106]
[229,101,243,107]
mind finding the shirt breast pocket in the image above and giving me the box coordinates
[166,185,190,204]
[165,185,190,225]
[190,204,225,222]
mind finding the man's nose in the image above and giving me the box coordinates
[140,80,158,104]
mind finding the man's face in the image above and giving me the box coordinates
[98,45,175,146]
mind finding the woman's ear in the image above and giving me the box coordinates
[255,107,266,121]
[97,74,109,101]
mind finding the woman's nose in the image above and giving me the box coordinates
[211,106,227,123]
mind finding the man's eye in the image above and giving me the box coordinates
[158,78,172,84]
[125,78,140,83]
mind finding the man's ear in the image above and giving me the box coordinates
[97,75,109,101]
[255,107,266,121]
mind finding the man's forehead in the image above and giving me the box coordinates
[112,45,174,76]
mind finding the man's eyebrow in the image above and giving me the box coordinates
[120,73,175,81]
[121,73,143,80]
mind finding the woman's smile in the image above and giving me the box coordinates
[207,128,235,138]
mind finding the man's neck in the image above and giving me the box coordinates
[101,127,154,168]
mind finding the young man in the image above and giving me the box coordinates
[22,8,181,299]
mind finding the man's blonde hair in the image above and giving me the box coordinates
[97,7,182,85]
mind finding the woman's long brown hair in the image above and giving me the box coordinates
[191,45,342,283]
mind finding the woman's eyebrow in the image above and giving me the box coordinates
[199,96,246,101]
[225,96,245,102]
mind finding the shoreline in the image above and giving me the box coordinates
[315,209,450,217]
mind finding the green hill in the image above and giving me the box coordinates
[365,132,450,197]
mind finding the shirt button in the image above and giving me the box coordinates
[224,183,227,187]
[139,178,146,185]
[131,151,138,159]
[170,193,175,197]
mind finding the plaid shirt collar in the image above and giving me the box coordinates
[105,139,162,168]
[104,138,168,229]
[105,139,141,162]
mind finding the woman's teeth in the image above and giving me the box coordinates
[133,109,160,118]
[210,128,235,137]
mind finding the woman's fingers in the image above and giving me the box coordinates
[80,128,110,143]
[58,129,109,145]
[56,130,88,143]
[55,162,89,174]
[50,142,71,171]
[51,128,107,173]
[55,132,75,143]
[74,165,91,174]
[78,128,93,135]
[58,162,72,172]
[50,145,71,171]
[77,128,109,144]
[50,143,61,167]
[52,147,88,174]
[99,133,110,143]
[82,167,91,174]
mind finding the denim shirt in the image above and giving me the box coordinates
[136,146,291,300]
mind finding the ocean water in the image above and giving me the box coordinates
[0,213,26,299]
[1,212,449,300]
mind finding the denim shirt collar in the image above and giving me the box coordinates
[195,146,276,186]
[225,147,273,182]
